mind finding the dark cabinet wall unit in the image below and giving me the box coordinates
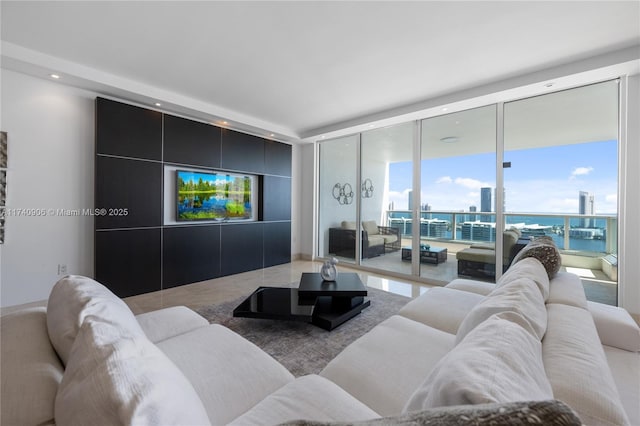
[95,97,292,297]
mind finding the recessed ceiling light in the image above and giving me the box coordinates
[270,134,275,137]
[321,136,326,139]
[50,74,60,79]
[222,121,228,125]
[368,125,375,128]
[544,82,554,88]
[154,102,162,107]
[440,136,459,143]
[442,107,448,112]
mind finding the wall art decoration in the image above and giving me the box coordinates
[332,183,354,205]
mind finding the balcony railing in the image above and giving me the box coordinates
[385,210,617,255]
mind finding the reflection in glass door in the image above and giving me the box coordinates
[318,135,359,264]
[504,81,619,305]
[421,106,497,283]
[360,123,414,274]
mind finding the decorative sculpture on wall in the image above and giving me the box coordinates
[362,178,374,198]
[332,183,354,205]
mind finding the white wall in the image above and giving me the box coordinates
[291,143,302,257]
[621,74,640,315]
[0,70,95,307]
[299,143,315,258]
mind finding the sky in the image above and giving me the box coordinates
[387,140,618,214]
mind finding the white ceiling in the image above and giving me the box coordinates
[1,1,639,143]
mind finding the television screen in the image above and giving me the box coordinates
[176,170,256,221]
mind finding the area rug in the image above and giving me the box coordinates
[195,286,410,377]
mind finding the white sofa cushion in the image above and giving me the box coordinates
[547,271,588,309]
[445,279,495,296]
[587,301,640,352]
[47,275,144,365]
[135,306,208,343]
[55,318,211,426]
[1,307,64,426]
[228,375,380,425]
[156,324,294,425]
[320,315,455,416]
[498,257,549,301]
[543,303,629,426]
[456,276,547,343]
[398,287,484,334]
[404,313,553,411]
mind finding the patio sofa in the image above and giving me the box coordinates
[456,227,526,278]
[329,220,400,259]
[2,253,638,424]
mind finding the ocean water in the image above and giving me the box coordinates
[388,212,613,253]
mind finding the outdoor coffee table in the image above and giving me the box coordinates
[233,272,370,330]
[401,246,448,265]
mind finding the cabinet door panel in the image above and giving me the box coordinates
[95,156,162,229]
[221,129,265,173]
[95,228,161,297]
[263,176,291,221]
[164,115,221,168]
[220,223,263,275]
[96,98,162,160]
[265,141,292,177]
[264,222,291,267]
[163,225,221,288]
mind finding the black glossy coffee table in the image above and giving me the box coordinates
[233,272,370,330]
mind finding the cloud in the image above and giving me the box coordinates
[454,177,491,190]
[570,166,594,180]
[436,176,452,184]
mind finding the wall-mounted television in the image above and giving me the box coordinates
[176,170,257,222]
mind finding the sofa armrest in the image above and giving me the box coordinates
[587,301,640,352]
[136,306,209,343]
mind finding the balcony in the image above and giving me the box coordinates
[355,210,618,306]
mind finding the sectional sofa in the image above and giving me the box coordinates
[1,254,638,425]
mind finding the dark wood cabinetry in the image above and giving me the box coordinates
[95,98,292,296]
[96,98,162,160]
[164,115,221,168]
[221,128,265,173]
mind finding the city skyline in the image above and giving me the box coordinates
[387,139,618,214]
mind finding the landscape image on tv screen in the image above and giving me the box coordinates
[176,170,255,221]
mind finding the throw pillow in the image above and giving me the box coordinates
[55,318,211,426]
[404,313,553,411]
[279,400,582,426]
[511,236,561,279]
[46,275,144,366]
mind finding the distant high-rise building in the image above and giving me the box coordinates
[408,190,413,210]
[579,191,595,227]
[481,187,492,221]
[469,205,477,221]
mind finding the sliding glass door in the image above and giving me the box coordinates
[360,122,414,274]
[504,80,620,305]
[420,105,497,283]
[318,135,359,264]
